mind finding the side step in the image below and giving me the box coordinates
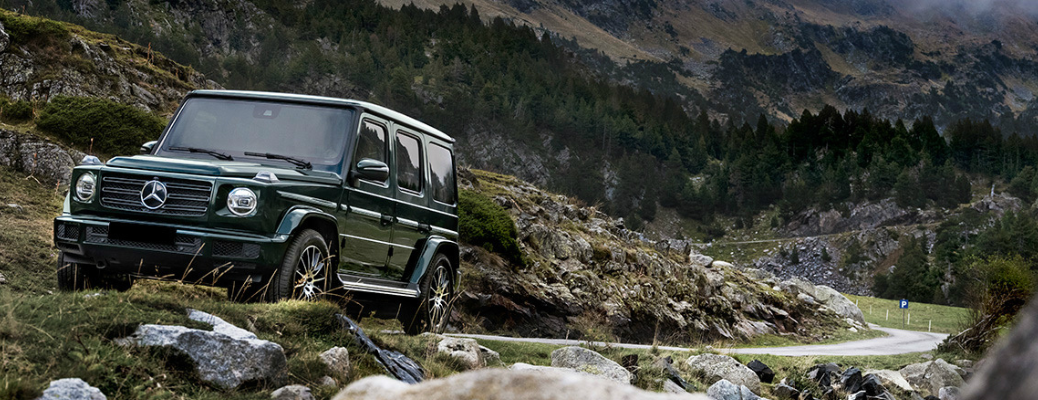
[337,274,420,298]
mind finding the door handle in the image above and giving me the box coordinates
[380,214,394,226]
[418,223,431,233]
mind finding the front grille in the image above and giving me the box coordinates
[213,241,261,259]
[56,222,80,240]
[99,173,213,217]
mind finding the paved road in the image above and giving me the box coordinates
[727,324,948,356]
[447,324,948,357]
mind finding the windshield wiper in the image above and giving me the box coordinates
[244,152,312,170]
[169,146,234,161]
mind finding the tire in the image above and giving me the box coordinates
[399,253,455,335]
[57,252,134,292]
[268,229,332,302]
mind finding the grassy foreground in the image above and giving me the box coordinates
[844,294,969,334]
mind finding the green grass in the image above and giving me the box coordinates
[844,294,969,334]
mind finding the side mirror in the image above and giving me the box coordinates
[140,141,157,154]
[355,159,389,182]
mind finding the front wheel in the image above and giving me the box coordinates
[269,229,332,302]
[400,253,455,334]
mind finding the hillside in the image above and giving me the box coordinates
[378,0,1038,130]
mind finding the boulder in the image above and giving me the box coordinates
[865,370,912,392]
[746,360,775,384]
[663,379,687,394]
[900,360,965,396]
[550,346,633,384]
[797,293,817,305]
[685,354,761,394]
[117,309,287,389]
[333,369,709,400]
[653,356,692,392]
[706,379,761,400]
[689,254,714,269]
[318,376,338,388]
[479,345,502,367]
[436,337,485,370]
[271,385,314,400]
[773,383,800,399]
[938,387,960,400]
[711,260,734,269]
[840,367,863,393]
[35,378,106,400]
[320,347,351,378]
[807,363,841,388]
[960,296,1038,400]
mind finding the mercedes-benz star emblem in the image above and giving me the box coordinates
[140,180,168,210]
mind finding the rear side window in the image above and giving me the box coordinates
[428,143,456,204]
[396,132,422,194]
[355,120,387,164]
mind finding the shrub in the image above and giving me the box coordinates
[37,96,167,156]
[458,189,524,264]
[0,97,33,122]
[0,12,70,46]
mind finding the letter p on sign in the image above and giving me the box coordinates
[899,299,909,309]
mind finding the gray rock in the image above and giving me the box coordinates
[711,260,734,269]
[960,295,1038,400]
[773,383,799,399]
[479,345,502,366]
[35,378,106,400]
[318,376,338,388]
[939,386,960,400]
[0,271,6,284]
[19,139,76,186]
[865,369,912,392]
[900,359,964,396]
[797,293,817,305]
[320,347,350,378]
[271,385,314,400]
[685,354,761,394]
[0,21,9,54]
[551,346,633,384]
[706,379,760,400]
[689,254,714,269]
[334,369,709,400]
[663,379,687,393]
[117,309,287,389]
[437,337,485,370]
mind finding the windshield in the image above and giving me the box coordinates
[156,97,354,171]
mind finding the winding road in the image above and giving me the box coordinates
[447,324,948,357]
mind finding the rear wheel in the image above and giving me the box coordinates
[399,253,455,334]
[269,229,332,302]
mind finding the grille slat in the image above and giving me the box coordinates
[100,173,213,217]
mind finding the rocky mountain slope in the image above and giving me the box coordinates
[453,169,866,344]
[378,0,1038,131]
[0,9,219,113]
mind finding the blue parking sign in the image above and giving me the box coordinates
[899,299,909,309]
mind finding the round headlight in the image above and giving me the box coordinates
[227,187,258,216]
[75,173,96,201]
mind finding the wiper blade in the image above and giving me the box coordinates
[169,146,234,161]
[244,152,312,170]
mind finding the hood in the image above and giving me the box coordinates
[104,155,342,184]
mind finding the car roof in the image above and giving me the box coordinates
[187,90,455,143]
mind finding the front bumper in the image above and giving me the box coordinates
[54,214,290,285]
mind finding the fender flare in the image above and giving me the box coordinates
[407,236,459,287]
[275,207,338,239]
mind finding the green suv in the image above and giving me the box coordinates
[53,90,459,333]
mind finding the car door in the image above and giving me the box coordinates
[339,116,394,276]
[387,128,428,280]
